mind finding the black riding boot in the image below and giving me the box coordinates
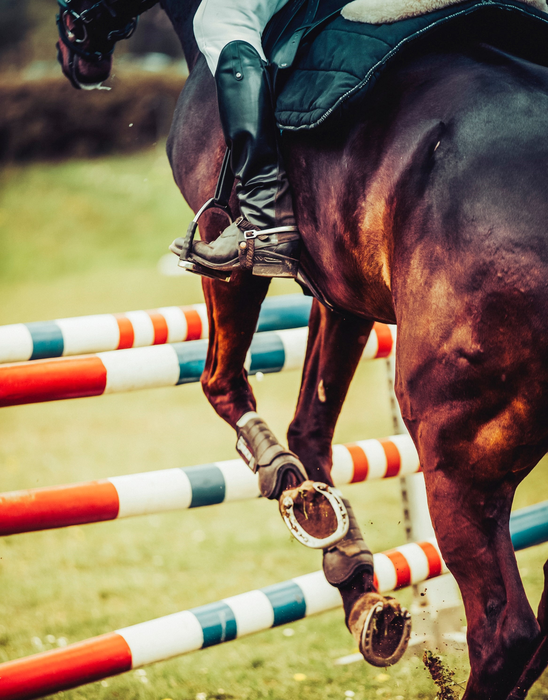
[173,41,300,278]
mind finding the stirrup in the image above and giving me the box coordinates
[176,196,234,282]
[175,148,235,282]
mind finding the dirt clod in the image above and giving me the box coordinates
[423,650,459,700]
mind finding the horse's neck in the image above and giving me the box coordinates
[160,0,201,70]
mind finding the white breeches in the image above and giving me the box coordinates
[194,0,292,75]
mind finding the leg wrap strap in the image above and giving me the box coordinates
[323,498,374,586]
[236,412,307,500]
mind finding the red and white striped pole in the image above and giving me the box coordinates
[0,434,420,536]
[0,324,396,408]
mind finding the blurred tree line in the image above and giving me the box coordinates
[0,0,187,161]
[0,0,184,67]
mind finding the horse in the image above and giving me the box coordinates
[55,1,548,697]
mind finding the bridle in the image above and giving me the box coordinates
[56,0,159,87]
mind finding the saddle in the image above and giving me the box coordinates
[264,0,548,131]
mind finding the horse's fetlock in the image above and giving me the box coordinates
[501,619,541,656]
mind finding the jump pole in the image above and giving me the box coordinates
[1,500,547,700]
[0,323,395,408]
[0,434,420,536]
[0,294,312,364]
[0,539,446,700]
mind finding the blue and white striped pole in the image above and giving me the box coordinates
[0,295,313,364]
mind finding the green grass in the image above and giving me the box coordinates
[1,149,548,699]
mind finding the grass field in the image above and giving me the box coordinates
[1,149,548,700]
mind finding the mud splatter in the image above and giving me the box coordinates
[423,650,459,700]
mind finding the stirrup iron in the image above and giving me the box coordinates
[178,148,234,281]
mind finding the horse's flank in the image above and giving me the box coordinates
[283,44,548,324]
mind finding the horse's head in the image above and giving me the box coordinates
[56,0,157,90]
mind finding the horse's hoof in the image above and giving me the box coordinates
[279,480,349,548]
[349,593,411,667]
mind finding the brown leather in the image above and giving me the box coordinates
[191,217,300,273]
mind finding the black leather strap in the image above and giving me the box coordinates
[273,0,320,69]
[262,0,307,51]
[213,148,235,212]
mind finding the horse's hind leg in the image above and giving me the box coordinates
[400,388,545,699]
[424,468,541,700]
[287,302,411,666]
[507,561,548,699]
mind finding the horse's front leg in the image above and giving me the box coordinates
[507,560,548,699]
[200,271,270,426]
[201,276,350,548]
[287,301,411,666]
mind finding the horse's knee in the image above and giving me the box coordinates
[499,615,540,658]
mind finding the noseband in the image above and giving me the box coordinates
[56,0,159,87]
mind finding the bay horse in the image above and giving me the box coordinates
[56,0,548,697]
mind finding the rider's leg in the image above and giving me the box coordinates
[171,0,300,278]
[193,0,288,75]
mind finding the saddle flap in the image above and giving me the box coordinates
[271,0,548,131]
[263,0,350,70]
